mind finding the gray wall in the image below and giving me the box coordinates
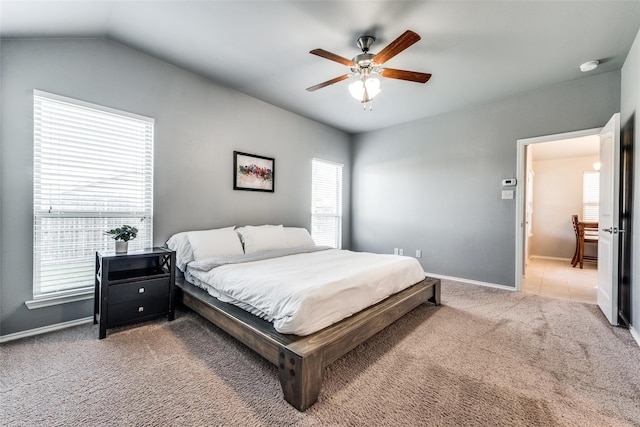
[621,28,640,331]
[352,71,620,287]
[0,38,351,337]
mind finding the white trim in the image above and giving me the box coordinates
[0,317,93,343]
[25,289,94,309]
[34,89,154,123]
[515,128,602,292]
[424,271,515,292]
[630,325,640,348]
[311,157,344,167]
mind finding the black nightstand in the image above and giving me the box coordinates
[94,247,175,339]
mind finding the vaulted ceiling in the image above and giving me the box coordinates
[2,1,640,134]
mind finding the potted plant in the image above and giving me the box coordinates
[105,225,138,254]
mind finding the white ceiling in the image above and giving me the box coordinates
[530,135,600,161]
[2,1,640,134]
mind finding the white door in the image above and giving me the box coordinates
[597,113,620,325]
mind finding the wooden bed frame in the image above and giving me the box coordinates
[175,276,441,411]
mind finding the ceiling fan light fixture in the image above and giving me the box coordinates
[348,77,381,102]
[579,60,599,72]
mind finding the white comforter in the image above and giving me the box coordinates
[185,247,425,335]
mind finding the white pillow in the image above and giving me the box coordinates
[284,227,315,248]
[187,227,244,261]
[166,231,197,271]
[236,225,288,254]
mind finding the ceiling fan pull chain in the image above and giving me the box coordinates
[362,102,373,111]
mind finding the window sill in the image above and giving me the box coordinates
[25,289,94,310]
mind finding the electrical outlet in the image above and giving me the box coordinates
[416,249,422,258]
[399,249,404,256]
[394,248,399,255]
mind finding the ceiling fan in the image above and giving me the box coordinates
[306,30,431,105]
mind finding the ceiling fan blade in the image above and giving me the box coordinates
[310,49,356,67]
[380,68,432,83]
[373,30,421,65]
[306,74,351,92]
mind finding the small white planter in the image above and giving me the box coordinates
[115,241,128,254]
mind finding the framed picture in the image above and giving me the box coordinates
[233,151,275,192]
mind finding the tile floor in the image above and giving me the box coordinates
[522,257,597,304]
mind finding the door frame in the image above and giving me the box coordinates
[515,127,602,290]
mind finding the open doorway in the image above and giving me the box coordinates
[515,128,602,300]
[522,135,600,302]
[517,116,633,327]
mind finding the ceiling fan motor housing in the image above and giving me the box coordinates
[351,53,377,72]
[353,36,379,75]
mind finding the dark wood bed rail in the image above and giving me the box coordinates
[176,276,441,410]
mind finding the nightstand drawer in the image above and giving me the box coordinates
[107,297,168,327]
[109,278,170,304]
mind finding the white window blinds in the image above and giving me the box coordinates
[33,90,154,297]
[583,171,600,222]
[311,158,343,248]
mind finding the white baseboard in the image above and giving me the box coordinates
[424,271,515,292]
[0,316,93,343]
[630,325,640,348]
[529,255,572,262]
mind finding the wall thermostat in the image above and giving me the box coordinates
[502,178,517,187]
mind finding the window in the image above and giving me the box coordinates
[583,171,600,222]
[33,91,154,299]
[311,159,343,248]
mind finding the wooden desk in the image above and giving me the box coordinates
[577,221,598,269]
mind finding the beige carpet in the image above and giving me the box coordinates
[2,280,639,426]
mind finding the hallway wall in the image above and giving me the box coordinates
[530,155,599,259]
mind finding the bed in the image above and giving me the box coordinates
[168,225,441,410]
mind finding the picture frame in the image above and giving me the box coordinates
[233,151,275,192]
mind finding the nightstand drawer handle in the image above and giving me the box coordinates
[138,306,144,313]
[138,287,145,294]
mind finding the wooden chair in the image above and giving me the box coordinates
[571,215,580,266]
[571,215,598,268]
